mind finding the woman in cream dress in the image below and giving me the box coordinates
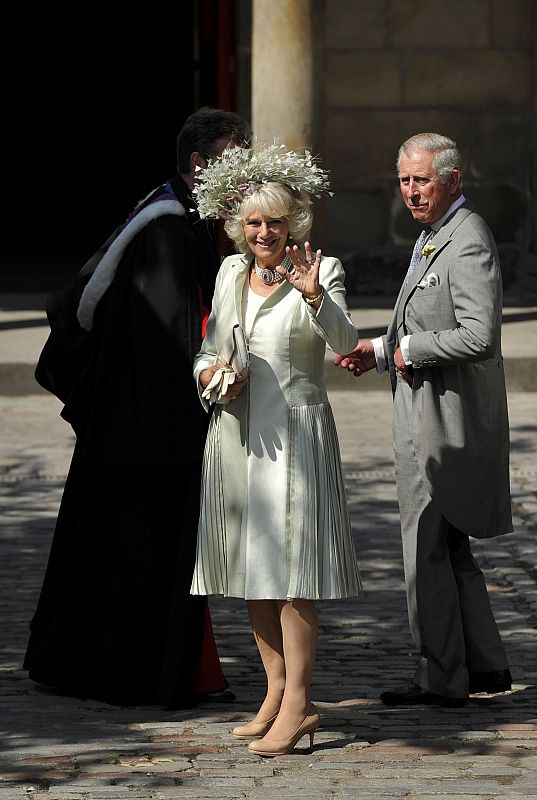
[191,152,360,756]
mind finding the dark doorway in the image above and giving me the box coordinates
[4,3,243,291]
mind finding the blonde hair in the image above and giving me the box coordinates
[224,182,313,255]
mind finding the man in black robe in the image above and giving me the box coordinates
[24,107,250,707]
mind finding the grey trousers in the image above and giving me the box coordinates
[393,377,509,698]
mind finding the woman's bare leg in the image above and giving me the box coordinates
[263,598,318,740]
[246,599,286,721]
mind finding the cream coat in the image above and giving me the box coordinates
[191,253,361,600]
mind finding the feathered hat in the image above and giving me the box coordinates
[192,139,332,219]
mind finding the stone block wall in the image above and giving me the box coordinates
[312,0,535,299]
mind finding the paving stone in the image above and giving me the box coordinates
[0,376,536,798]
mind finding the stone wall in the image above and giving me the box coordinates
[311,0,535,299]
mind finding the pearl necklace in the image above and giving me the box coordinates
[253,255,293,285]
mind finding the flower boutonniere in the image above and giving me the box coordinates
[421,243,436,258]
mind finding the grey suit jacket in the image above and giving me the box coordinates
[384,201,512,539]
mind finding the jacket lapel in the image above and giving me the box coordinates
[405,202,475,298]
[260,277,294,310]
[231,256,251,322]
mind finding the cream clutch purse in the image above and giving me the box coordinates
[201,324,249,405]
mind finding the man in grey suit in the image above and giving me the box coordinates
[336,132,513,707]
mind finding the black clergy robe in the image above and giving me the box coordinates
[24,176,226,706]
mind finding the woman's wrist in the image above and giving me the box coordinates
[302,285,324,308]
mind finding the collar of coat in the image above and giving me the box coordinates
[429,200,474,252]
[412,201,475,275]
[77,195,186,332]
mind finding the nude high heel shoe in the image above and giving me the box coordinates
[231,712,278,739]
[247,706,320,756]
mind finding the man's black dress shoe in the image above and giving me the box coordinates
[469,669,512,694]
[380,681,467,708]
[196,687,236,703]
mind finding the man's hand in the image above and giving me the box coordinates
[394,346,413,386]
[334,339,377,377]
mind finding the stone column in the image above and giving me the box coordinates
[251,0,313,150]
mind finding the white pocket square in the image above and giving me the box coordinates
[417,272,440,288]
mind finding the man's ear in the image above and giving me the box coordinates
[190,151,206,173]
[449,168,461,195]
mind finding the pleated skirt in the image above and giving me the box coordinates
[191,401,361,600]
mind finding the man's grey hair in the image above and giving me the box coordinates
[397,133,462,183]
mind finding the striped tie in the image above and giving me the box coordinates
[404,228,431,285]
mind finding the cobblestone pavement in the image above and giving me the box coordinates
[0,388,536,800]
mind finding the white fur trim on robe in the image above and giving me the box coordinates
[77,199,186,331]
